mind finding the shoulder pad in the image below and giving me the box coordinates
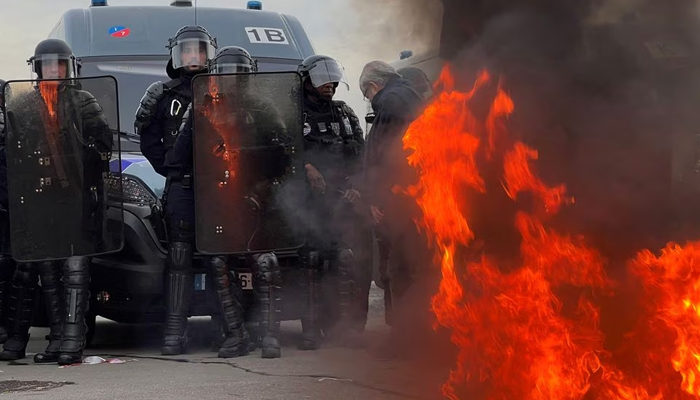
[164,78,184,91]
[0,108,5,135]
[332,100,353,116]
[331,100,347,109]
[134,81,164,135]
[74,89,105,118]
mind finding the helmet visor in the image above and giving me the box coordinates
[308,59,349,90]
[171,38,216,70]
[31,54,76,80]
[211,63,252,74]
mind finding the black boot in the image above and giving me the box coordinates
[0,256,16,344]
[0,262,37,361]
[209,256,248,358]
[161,242,193,355]
[254,253,282,359]
[34,261,63,364]
[57,257,90,366]
[300,251,321,351]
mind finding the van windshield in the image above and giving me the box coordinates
[86,7,304,60]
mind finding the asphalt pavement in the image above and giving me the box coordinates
[0,284,448,400]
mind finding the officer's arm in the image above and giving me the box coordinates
[136,83,168,177]
[0,107,5,137]
[78,91,114,157]
[259,101,288,144]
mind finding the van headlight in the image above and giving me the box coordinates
[106,173,158,206]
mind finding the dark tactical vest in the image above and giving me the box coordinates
[161,79,192,153]
[303,101,362,186]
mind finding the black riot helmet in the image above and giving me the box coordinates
[166,25,218,79]
[209,46,258,74]
[297,55,349,90]
[28,39,78,80]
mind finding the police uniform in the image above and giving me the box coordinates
[0,80,13,344]
[300,96,367,349]
[0,39,113,365]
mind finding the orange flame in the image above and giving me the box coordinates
[201,76,240,187]
[629,242,700,397]
[401,66,690,399]
[39,81,59,118]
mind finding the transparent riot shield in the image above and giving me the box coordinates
[192,72,305,254]
[3,77,124,262]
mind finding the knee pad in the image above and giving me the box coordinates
[208,256,230,289]
[254,253,280,284]
[168,242,193,272]
[13,262,37,286]
[0,256,15,281]
[63,257,90,287]
[337,249,355,268]
[38,261,62,287]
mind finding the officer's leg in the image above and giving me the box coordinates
[335,247,355,329]
[300,250,322,350]
[253,253,282,358]
[57,256,90,365]
[0,255,16,343]
[0,262,38,360]
[162,182,194,355]
[375,230,394,326]
[350,229,374,333]
[208,256,249,358]
[34,261,63,364]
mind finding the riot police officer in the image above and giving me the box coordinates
[0,78,13,345]
[297,55,366,350]
[175,46,287,358]
[135,26,230,356]
[0,39,113,364]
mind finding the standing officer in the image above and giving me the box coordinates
[135,26,243,356]
[0,78,13,345]
[0,39,114,364]
[296,55,367,350]
[173,46,278,358]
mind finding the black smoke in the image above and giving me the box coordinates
[429,0,700,260]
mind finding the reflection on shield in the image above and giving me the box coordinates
[3,76,124,262]
[192,72,305,254]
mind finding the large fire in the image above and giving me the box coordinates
[402,65,700,399]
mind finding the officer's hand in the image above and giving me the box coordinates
[305,163,326,194]
[342,189,361,204]
[370,205,385,224]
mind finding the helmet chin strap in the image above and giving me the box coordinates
[181,67,205,78]
[304,83,332,104]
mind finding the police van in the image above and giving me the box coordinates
[45,0,316,336]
